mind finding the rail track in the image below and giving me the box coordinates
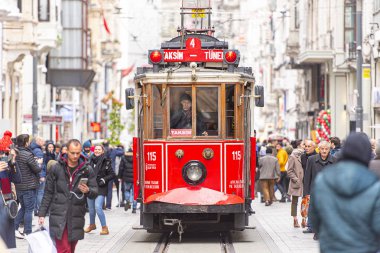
[153,232,235,253]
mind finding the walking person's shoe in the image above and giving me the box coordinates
[301,218,307,228]
[279,196,286,203]
[124,201,131,211]
[264,201,270,206]
[15,230,25,239]
[84,224,97,233]
[132,208,136,213]
[100,226,109,235]
[293,219,300,228]
[313,233,319,240]
[302,228,313,233]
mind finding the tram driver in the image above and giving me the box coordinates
[170,93,208,136]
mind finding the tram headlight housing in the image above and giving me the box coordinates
[182,161,207,185]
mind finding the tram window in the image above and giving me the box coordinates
[196,87,219,136]
[152,85,163,139]
[170,87,193,137]
[226,85,235,139]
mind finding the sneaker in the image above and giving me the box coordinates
[132,208,136,213]
[15,230,25,239]
[313,233,319,240]
[302,228,313,234]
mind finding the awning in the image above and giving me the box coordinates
[47,69,96,89]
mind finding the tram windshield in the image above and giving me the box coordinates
[169,86,219,137]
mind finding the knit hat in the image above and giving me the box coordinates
[0,131,13,152]
[83,140,91,149]
[341,132,372,166]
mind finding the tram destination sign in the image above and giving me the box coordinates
[149,37,241,64]
[164,38,222,62]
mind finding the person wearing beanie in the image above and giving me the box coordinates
[309,133,380,252]
[82,140,93,158]
[369,139,380,179]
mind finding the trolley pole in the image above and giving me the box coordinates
[356,0,363,132]
[32,54,38,136]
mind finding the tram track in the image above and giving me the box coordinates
[152,231,236,253]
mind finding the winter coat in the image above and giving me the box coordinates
[276,148,288,172]
[14,147,41,191]
[258,155,280,179]
[29,141,48,178]
[287,154,304,197]
[89,154,115,196]
[109,147,124,171]
[310,161,380,253]
[369,158,380,179]
[300,150,317,172]
[44,142,56,167]
[38,154,98,241]
[119,154,134,183]
[30,141,44,158]
[303,154,336,196]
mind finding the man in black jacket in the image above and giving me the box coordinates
[300,140,317,174]
[118,148,136,212]
[14,134,41,238]
[303,140,337,237]
[38,139,97,253]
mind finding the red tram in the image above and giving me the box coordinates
[125,1,264,237]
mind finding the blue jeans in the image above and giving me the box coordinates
[106,180,113,209]
[123,182,137,209]
[34,181,45,214]
[87,195,107,227]
[15,189,37,235]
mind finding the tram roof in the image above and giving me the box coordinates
[134,66,255,85]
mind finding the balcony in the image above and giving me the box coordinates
[285,30,300,57]
[297,33,334,63]
[346,42,357,60]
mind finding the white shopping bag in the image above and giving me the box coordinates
[25,227,57,253]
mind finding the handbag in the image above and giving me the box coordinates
[300,195,310,218]
[0,190,18,219]
[26,227,57,253]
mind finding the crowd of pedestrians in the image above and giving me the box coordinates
[256,133,380,252]
[0,131,136,252]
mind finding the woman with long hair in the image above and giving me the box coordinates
[84,144,115,235]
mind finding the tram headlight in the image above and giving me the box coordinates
[182,161,207,185]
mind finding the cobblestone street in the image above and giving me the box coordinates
[9,191,319,253]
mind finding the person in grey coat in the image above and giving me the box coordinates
[258,147,280,206]
[310,132,380,253]
[287,148,304,228]
[369,139,380,179]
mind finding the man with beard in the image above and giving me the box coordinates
[38,139,97,252]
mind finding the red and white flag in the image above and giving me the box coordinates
[121,64,135,78]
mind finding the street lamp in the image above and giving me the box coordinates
[356,0,363,132]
